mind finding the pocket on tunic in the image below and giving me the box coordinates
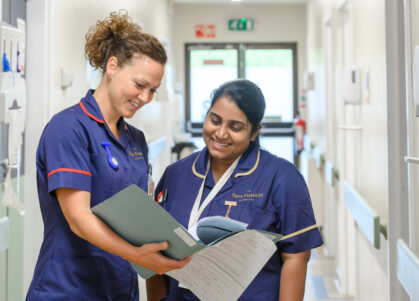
[246,203,277,231]
[96,257,137,299]
[213,200,277,232]
[89,153,114,203]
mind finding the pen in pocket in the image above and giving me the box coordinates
[148,163,154,197]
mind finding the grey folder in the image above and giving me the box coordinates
[92,184,206,278]
[92,184,282,279]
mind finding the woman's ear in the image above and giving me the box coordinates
[105,56,118,77]
[250,124,262,141]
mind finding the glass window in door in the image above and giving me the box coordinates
[188,47,238,125]
[244,47,296,122]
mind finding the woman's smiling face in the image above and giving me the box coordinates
[203,96,259,165]
[107,55,164,119]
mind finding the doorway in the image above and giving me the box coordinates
[185,42,298,162]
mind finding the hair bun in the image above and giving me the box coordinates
[85,10,167,71]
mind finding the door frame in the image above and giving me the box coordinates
[386,0,410,300]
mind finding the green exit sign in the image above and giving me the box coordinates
[228,18,254,31]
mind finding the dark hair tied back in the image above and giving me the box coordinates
[209,79,266,144]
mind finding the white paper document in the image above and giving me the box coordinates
[167,230,277,301]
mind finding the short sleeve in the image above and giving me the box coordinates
[273,166,323,253]
[41,116,92,193]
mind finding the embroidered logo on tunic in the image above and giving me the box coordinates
[232,189,263,202]
[128,147,144,160]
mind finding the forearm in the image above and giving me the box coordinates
[279,253,309,301]
[67,208,137,262]
[57,188,191,274]
[146,274,169,301]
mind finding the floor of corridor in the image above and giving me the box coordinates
[304,247,353,301]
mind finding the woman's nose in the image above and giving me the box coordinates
[137,90,153,104]
[215,125,228,138]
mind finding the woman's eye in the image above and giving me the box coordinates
[230,122,245,131]
[210,118,220,124]
[135,82,144,88]
[231,125,242,132]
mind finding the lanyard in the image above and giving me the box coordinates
[188,154,242,230]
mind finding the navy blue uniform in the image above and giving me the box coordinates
[27,90,148,300]
[156,143,323,301]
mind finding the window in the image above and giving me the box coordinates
[185,43,298,163]
[185,42,297,135]
[187,45,239,124]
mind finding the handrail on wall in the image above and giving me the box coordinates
[344,182,387,249]
[304,136,340,186]
[404,156,419,164]
[397,239,419,299]
[325,161,339,186]
[312,147,325,169]
[303,134,314,152]
[338,125,363,131]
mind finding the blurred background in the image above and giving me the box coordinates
[0,0,417,300]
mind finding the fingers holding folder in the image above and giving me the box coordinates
[129,241,192,275]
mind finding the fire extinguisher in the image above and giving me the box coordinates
[294,113,306,153]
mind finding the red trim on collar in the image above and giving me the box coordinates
[124,123,128,130]
[48,168,92,179]
[79,101,104,124]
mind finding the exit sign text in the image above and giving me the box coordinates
[228,18,254,31]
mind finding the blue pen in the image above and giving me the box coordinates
[101,142,118,170]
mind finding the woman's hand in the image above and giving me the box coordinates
[128,242,192,274]
[56,187,191,274]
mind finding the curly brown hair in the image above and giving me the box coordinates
[85,10,167,72]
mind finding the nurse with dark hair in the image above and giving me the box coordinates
[147,79,323,301]
[26,11,189,301]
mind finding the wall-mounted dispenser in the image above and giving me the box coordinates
[303,71,315,91]
[61,68,74,89]
[343,66,361,104]
[0,23,25,123]
[0,22,26,215]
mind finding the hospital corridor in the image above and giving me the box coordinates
[0,0,418,300]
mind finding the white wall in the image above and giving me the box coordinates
[173,2,307,103]
[49,0,175,140]
[306,0,389,300]
[24,0,175,296]
[24,0,53,294]
[408,0,419,255]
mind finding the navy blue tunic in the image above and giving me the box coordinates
[156,143,323,301]
[26,90,149,300]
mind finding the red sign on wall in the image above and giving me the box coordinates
[195,24,216,38]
